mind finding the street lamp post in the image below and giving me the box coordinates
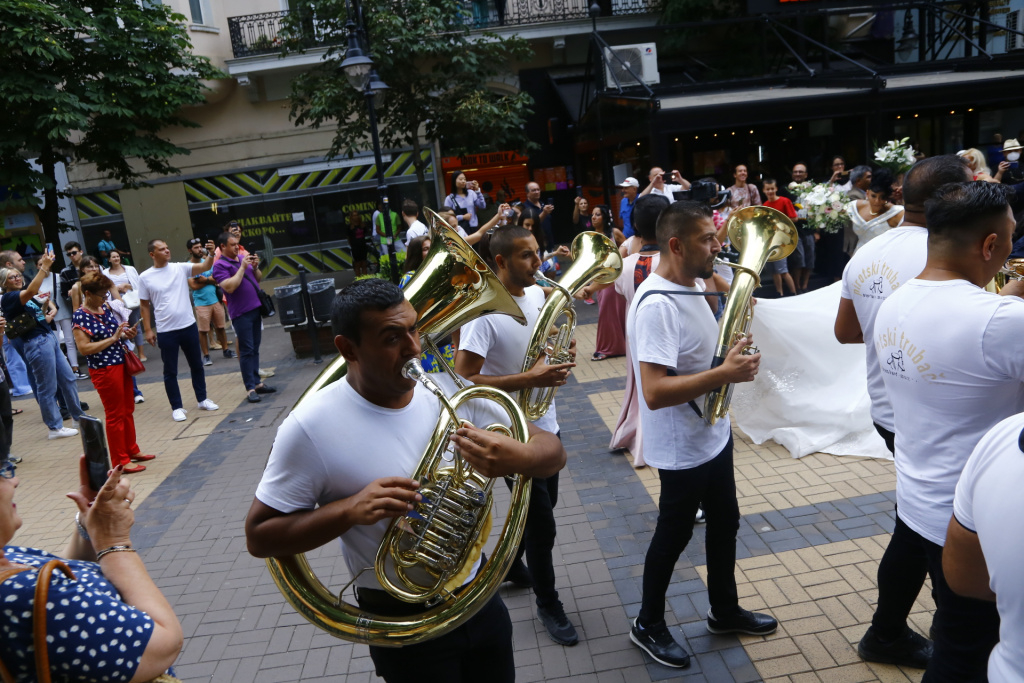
[340,0,399,283]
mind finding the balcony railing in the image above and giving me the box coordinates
[227,1,660,59]
[228,11,336,58]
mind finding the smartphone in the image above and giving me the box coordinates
[80,415,111,491]
[45,242,53,254]
[545,197,554,206]
[576,187,583,197]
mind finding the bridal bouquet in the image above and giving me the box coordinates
[874,137,917,175]
[788,182,849,233]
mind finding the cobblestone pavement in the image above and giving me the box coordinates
[10,304,931,682]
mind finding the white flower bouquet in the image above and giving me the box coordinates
[788,182,849,234]
[874,137,917,175]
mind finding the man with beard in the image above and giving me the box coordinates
[626,201,777,669]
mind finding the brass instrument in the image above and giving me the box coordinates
[267,209,533,647]
[703,206,798,425]
[519,231,623,421]
[993,257,1024,291]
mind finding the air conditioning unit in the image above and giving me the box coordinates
[604,43,660,87]
[1008,10,1024,51]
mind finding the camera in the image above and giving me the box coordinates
[672,179,730,208]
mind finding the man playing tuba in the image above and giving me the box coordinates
[455,225,581,647]
[626,202,777,669]
[245,278,565,682]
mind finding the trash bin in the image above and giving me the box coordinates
[308,278,335,323]
[274,284,304,326]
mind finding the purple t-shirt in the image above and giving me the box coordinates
[211,256,262,319]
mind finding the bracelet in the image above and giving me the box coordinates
[74,512,90,541]
[95,545,135,561]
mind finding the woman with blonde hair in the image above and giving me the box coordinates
[958,148,993,180]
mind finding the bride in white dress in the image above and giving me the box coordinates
[847,168,903,251]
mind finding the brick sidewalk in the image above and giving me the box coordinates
[9,309,930,682]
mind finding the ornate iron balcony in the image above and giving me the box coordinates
[228,2,660,59]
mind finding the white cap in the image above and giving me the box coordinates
[618,177,639,188]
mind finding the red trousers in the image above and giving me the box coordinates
[90,363,139,468]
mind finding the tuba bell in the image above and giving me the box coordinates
[266,209,533,647]
[519,231,623,421]
[703,206,798,425]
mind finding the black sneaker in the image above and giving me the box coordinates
[503,559,533,588]
[858,625,932,669]
[81,401,90,411]
[537,601,578,646]
[630,618,690,668]
[223,349,237,359]
[707,608,778,636]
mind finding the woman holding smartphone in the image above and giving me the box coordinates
[72,272,154,474]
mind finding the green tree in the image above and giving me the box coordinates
[0,0,221,238]
[282,0,534,205]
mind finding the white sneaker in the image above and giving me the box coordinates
[48,427,79,440]
[197,399,219,411]
[202,355,213,367]
[134,395,145,404]
[258,368,275,378]
[172,408,187,422]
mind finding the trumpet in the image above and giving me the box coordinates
[519,232,622,421]
[994,258,1024,291]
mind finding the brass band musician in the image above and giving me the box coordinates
[244,279,565,683]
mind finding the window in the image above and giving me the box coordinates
[188,0,204,24]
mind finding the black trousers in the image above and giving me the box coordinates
[506,470,561,608]
[872,515,999,682]
[873,422,895,455]
[639,436,740,627]
[359,592,514,683]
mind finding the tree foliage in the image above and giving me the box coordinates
[0,0,222,235]
[281,0,535,201]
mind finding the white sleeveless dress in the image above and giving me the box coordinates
[847,201,904,252]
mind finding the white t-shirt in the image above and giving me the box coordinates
[649,184,683,200]
[459,285,558,434]
[953,412,1024,683]
[875,279,1024,545]
[255,373,510,591]
[137,262,197,333]
[839,224,928,431]
[38,272,70,322]
[404,220,429,245]
[626,272,731,470]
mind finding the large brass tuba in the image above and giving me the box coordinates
[519,231,623,421]
[703,206,797,425]
[266,209,533,647]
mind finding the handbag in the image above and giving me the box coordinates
[5,311,38,339]
[122,342,145,376]
[0,559,181,683]
[122,289,140,309]
[257,288,276,318]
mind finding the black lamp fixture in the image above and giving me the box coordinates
[366,67,389,107]
[340,19,373,91]
[896,9,919,59]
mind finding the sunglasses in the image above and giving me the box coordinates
[0,460,15,479]
[66,250,80,257]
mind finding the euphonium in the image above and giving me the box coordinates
[519,231,623,421]
[266,209,533,647]
[703,206,798,425]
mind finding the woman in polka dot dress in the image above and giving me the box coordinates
[0,457,183,682]
[72,273,154,475]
